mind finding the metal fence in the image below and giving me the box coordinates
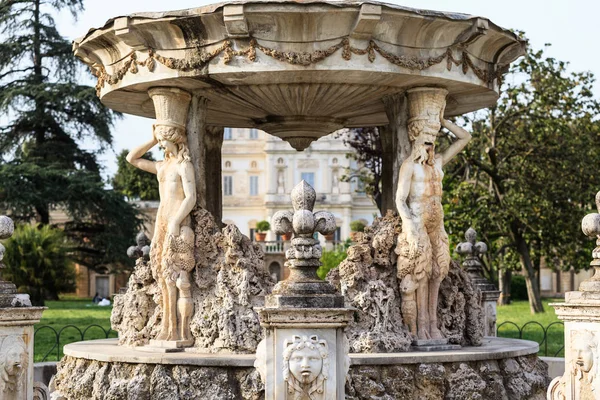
[497,321,564,357]
[34,320,565,361]
[34,324,117,362]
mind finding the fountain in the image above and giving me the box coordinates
[49,1,550,398]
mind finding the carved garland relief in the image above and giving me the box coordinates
[91,37,502,95]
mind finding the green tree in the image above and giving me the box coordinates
[338,128,383,213]
[317,240,351,279]
[2,224,76,305]
[0,0,141,270]
[444,45,600,313]
[112,149,159,200]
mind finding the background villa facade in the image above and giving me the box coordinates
[68,128,380,296]
[221,128,378,242]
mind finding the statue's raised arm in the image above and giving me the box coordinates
[439,118,472,166]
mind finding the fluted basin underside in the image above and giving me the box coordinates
[73,0,525,147]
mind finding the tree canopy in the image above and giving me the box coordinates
[112,149,159,201]
[0,0,141,271]
[443,46,600,313]
[3,224,76,306]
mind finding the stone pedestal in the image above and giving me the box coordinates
[0,306,45,399]
[0,216,46,399]
[548,292,600,399]
[256,181,353,400]
[256,308,352,400]
[456,227,501,337]
[548,191,600,399]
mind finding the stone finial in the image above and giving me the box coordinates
[269,180,339,304]
[580,191,600,292]
[127,231,151,260]
[456,227,488,280]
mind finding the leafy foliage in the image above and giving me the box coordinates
[0,0,141,271]
[317,240,351,279]
[339,128,383,212]
[443,45,600,312]
[112,149,159,200]
[349,220,366,232]
[256,220,270,232]
[2,224,76,306]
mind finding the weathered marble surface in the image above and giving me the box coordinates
[72,1,526,149]
[111,208,274,353]
[51,348,549,400]
[327,212,483,353]
[346,355,549,400]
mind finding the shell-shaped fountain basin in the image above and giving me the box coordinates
[73,1,526,149]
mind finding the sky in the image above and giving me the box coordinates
[54,0,600,179]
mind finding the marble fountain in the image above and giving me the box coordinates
[48,1,552,399]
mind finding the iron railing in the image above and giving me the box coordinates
[34,324,117,362]
[34,320,565,361]
[497,321,564,357]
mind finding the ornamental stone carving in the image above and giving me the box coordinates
[126,231,151,260]
[395,87,472,343]
[126,87,197,348]
[270,180,338,307]
[0,335,27,399]
[283,335,329,400]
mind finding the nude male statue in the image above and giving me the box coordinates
[395,87,471,341]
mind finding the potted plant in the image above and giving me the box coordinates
[255,220,270,241]
[349,220,365,241]
[281,232,292,241]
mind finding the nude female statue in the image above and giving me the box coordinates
[126,88,196,345]
[395,87,472,341]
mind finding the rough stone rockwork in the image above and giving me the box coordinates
[111,208,274,352]
[51,354,549,400]
[327,212,483,353]
[50,356,264,400]
[346,355,550,400]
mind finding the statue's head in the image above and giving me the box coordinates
[148,87,192,163]
[283,335,329,386]
[407,87,448,165]
[153,122,190,163]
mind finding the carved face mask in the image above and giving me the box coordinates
[289,346,323,384]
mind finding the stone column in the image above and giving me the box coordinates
[186,94,224,224]
[0,216,46,399]
[380,92,411,214]
[255,181,353,400]
[548,191,600,399]
[456,228,501,336]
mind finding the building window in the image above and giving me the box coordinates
[334,227,341,241]
[277,157,284,165]
[223,176,233,196]
[249,228,256,241]
[332,157,338,164]
[249,176,259,196]
[301,172,315,188]
[251,161,258,169]
[224,128,233,140]
[249,128,258,139]
[225,161,231,168]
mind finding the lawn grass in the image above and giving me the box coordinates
[34,299,116,362]
[33,297,566,362]
[496,298,564,357]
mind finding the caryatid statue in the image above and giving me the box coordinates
[127,87,196,347]
[395,87,472,341]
